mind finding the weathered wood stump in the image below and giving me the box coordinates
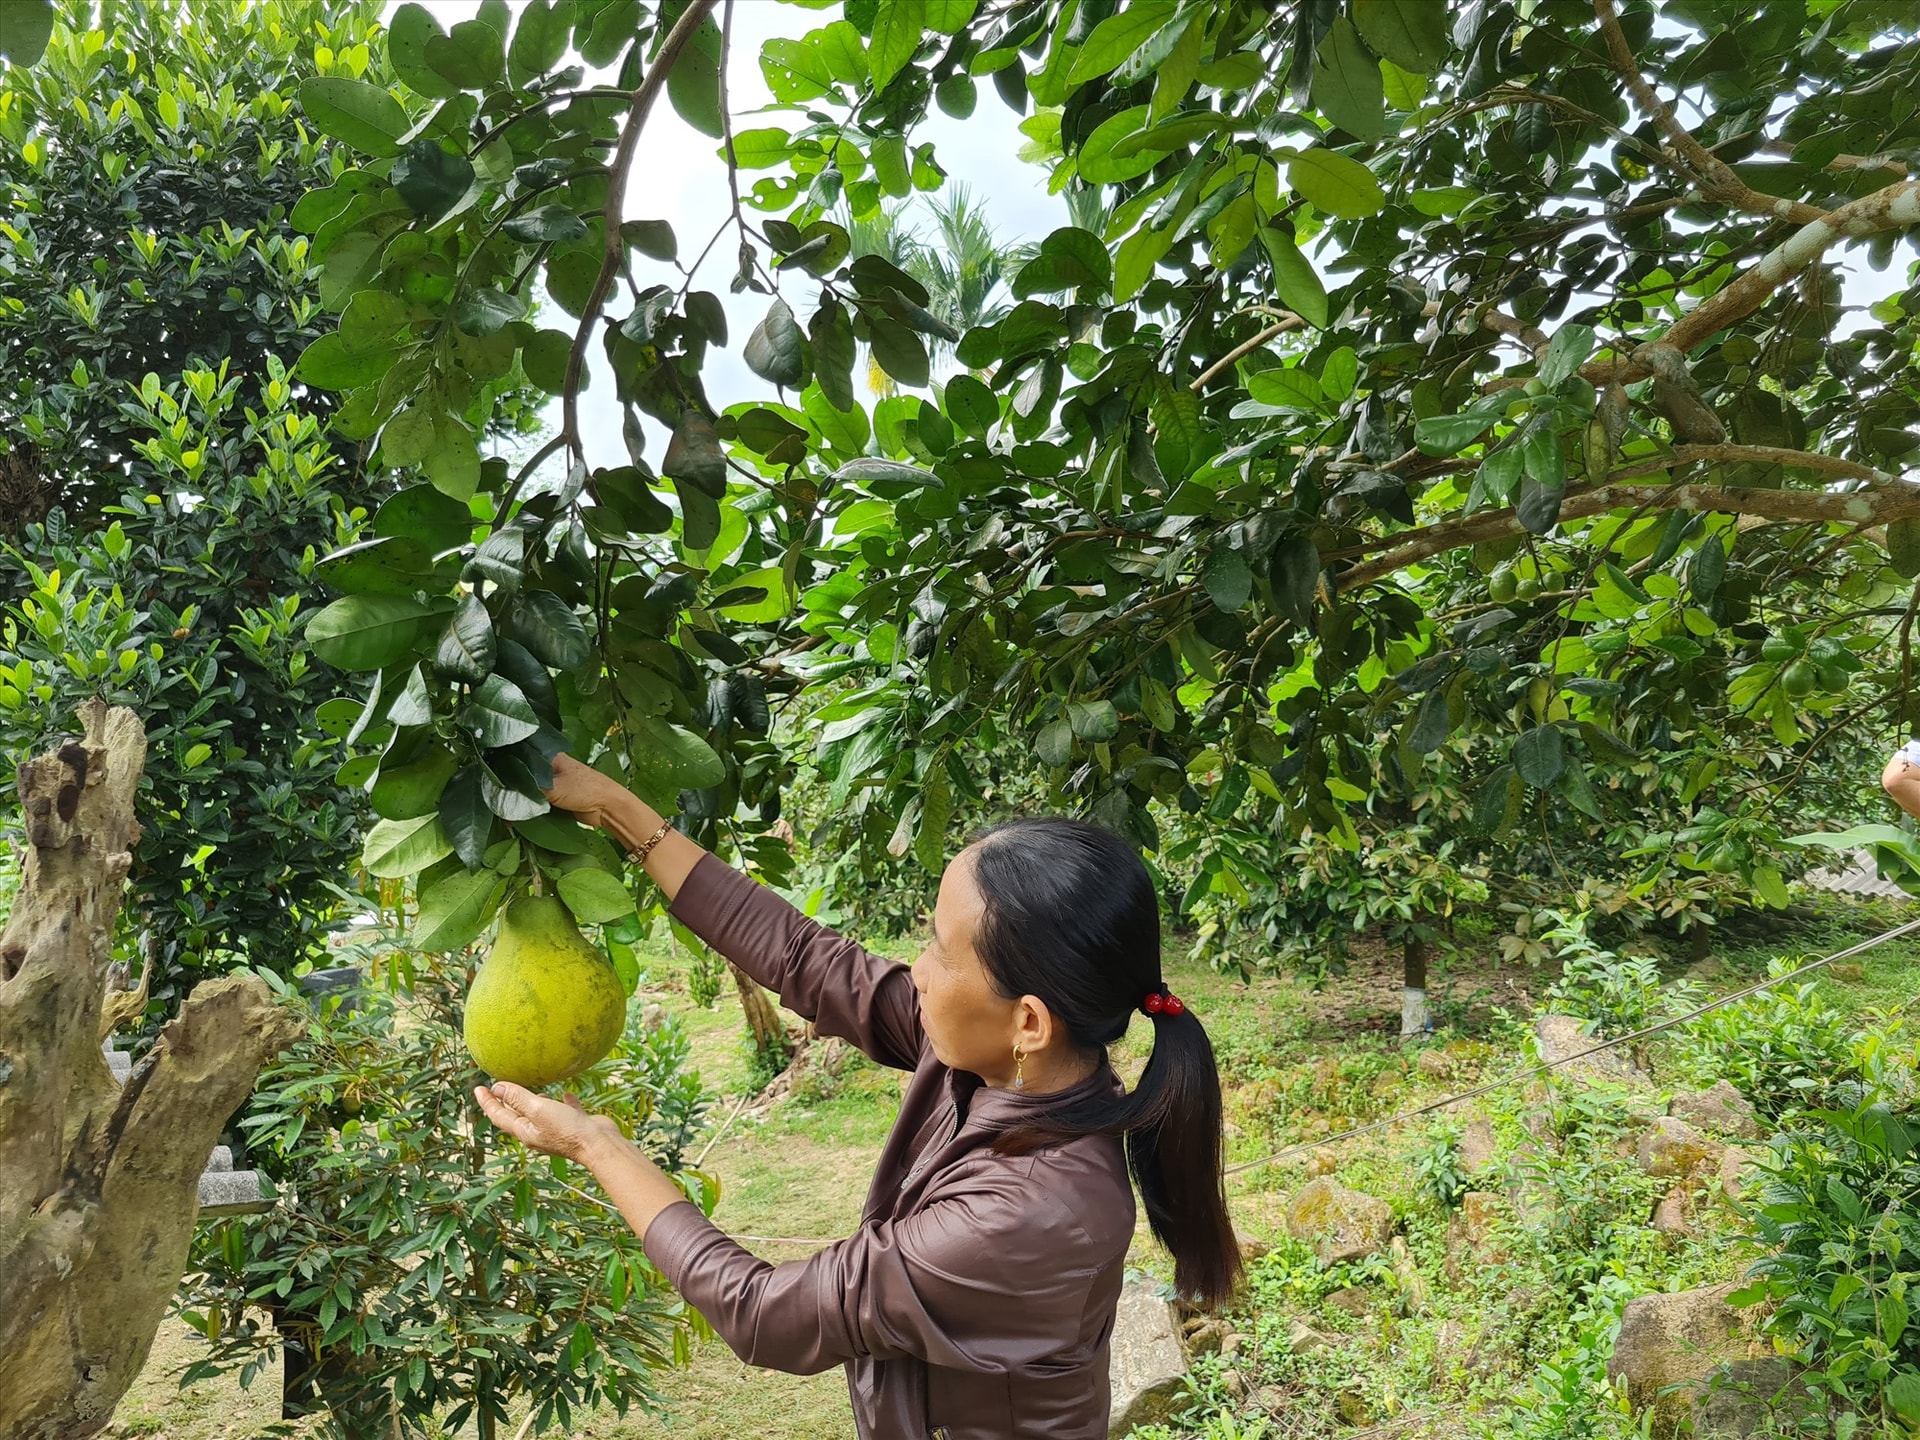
[0,701,301,1439]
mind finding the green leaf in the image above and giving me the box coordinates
[392,139,474,221]
[363,814,454,879]
[868,0,921,91]
[414,868,505,951]
[424,416,481,501]
[371,743,458,821]
[425,17,504,89]
[1140,677,1177,733]
[1288,149,1386,219]
[480,755,550,821]
[1410,687,1451,752]
[505,591,592,671]
[434,595,497,682]
[1514,726,1565,789]
[1011,226,1112,299]
[294,332,399,392]
[504,204,589,244]
[1246,365,1323,411]
[622,218,677,261]
[663,410,728,498]
[630,714,726,794]
[462,674,542,747]
[1067,0,1177,83]
[833,457,938,488]
[1517,476,1565,534]
[744,297,808,388]
[389,5,459,97]
[1069,698,1120,741]
[557,868,636,925]
[868,317,930,388]
[1352,0,1449,73]
[1538,323,1596,388]
[439,766,492,869]
[308,596,432,671]
[298,78,410,159]
[667,15,725,138]
[1203,550,1252,613]
[1322,347,1358,402]
[0,0,55,65]
[1414,408,1497,456]
[454,287,529,337]
[1259,229,1329,329]
[943,373,998,438]
[377,483,473,554]
[810,299,859,413]
[1692,534,1728,598]
[1311,18,1387,139]
[1036,719,1074,766]
[1886,1370,1920,1421]
[1078,106,1161,185]
[1521,418,1567,487]
[521,327,573,394]
[508,0,568,85]
[1888,518,1920,578]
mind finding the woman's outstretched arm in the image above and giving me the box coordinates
[545,753,705,900]
[542,753,923,1070]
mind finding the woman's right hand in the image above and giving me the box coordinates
[543,752,631,831]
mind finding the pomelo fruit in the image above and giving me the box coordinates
[463,895,625,1088]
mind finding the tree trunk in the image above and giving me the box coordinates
[729,961,792,1070]
[1401,935,1431,1039]
[0,702,301,1440]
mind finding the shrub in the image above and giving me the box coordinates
[1540,910,1700,1040]
[179,961,716,1438]
[1678,957,1865,1118]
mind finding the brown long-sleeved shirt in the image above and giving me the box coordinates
[644,854,1136,1439]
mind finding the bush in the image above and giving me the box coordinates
[1678,957,1865,1118]
[179,959,716,1438]
[1735,1092,1920,1429]
[1540,911,1700,1040]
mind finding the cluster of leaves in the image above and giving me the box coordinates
[1737,1085,1920,1427]
[179,967,717,1437]
[1677,955,1869,1119]
[274,0,1920,987]
[0,363,367,999]
[0,0,411,1010]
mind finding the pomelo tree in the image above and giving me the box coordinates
[288,0,1920,1007]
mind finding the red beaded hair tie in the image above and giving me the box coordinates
[1142,989,1186,1017]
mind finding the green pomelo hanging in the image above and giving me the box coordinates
[463,895,625,1088]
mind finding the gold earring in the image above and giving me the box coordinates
[1013,1048,1026,1089]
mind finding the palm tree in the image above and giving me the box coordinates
[845,184,1028,392]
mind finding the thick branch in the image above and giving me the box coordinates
[1592,0,1827,225]
[1335,462,1916,593]
[562,0,722,463]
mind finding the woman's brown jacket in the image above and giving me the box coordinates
[642,854,1137,1438]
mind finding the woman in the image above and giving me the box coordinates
[1882,739,1920,819]
[474,754,1240,1438]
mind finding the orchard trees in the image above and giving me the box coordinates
[290,1,1920,978]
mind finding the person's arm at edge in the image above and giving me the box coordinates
[545,752,703,900]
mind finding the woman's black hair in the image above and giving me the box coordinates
[965,816,1241,1306]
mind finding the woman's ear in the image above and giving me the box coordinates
[1015,994,1058,1052]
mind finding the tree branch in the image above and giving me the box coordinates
[562,0,721,466]
[1592,0,1827,226]
[1334,457,1914,593]
[1190,315,1305,391]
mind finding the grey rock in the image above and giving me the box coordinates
[1458,1115,1498,1175]
[102,1041,132,1084]
[1650,1187,1691,1237]
[1287,1318,1333,1355]
[1669,1081,1763,1141]
[204,1145,233,1173]
[1607,1282,1752,1434]
[1534,1013,1649,1086]
[1108,1278,1186,1436]
[1285,1178,1394,1265]
[1637,1115,1725,1180]
[197,1168,273,1217]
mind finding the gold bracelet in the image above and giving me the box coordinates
[630,818,673,863]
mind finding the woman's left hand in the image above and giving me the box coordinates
[473,1081,625,1163]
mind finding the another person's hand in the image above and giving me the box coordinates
[472,1081,626,1162]
[543,753,631,831]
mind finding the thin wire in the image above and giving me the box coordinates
[1223,912,1920,1178]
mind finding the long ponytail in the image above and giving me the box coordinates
[965,819,1241,1306]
